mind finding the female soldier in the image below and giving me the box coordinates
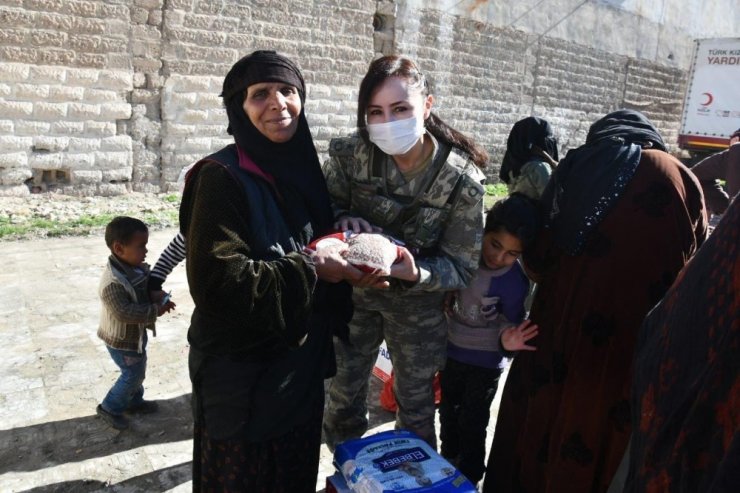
[322,55,488,449]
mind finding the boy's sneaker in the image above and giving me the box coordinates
[127,400,159,414]
[96,404,129,430]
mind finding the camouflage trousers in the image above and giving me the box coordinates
[323,289,447,449]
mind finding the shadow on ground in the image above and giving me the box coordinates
[19,461,191,493]
[0,394,193,475]
[3,377,395,492]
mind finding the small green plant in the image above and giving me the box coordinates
[0,217,63,238]
[163,194,180,203]
[69,213,116,228]
[484,183,508,209]
[0,217,25,237]
[485,183,508,197]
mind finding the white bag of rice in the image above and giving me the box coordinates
[308,232,401,274]
[344,233,400,273]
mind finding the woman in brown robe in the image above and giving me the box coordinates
[625,195,739,493]
[483,110,707,493]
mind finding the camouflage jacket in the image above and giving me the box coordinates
[323,134,485,292]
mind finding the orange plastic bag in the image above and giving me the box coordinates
[380,371,442,413]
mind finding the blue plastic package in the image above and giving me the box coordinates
[333,430,477,492]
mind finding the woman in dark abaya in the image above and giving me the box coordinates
[484,109,707,493]
[499,116,559,200]
[179,51,358,492]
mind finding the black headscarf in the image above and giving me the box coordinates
[499,116,559,183]
[221,50,334,238]
[221,51,352,344]
[585,110,666,151]
[541,109,666,255]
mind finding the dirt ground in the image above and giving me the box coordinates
[0,227,506,492]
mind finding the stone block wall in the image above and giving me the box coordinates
[0,0,701,195]
[0,0,374,196]
[393,8,688,169]
[0,0,137,195]
[159,0,374,191]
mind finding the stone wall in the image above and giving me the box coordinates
[0,0,374,196]
[0,0,137,195]
[0,0,734,195]
[392,4,689,167]
[159,0,374,190]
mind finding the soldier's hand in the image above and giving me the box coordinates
[390,246,420,282]
[335,215,382,234]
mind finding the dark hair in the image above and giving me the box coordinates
[356,55,489,168]
[484,193,540,250]
[105,216,148,249]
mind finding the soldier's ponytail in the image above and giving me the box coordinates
[424,112,488,168]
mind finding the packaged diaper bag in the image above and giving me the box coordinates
[333,430,477,493]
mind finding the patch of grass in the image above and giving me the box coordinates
[0,217,58,238]
[483,183,508,209]
[163,194,180,203]
[69,213,116,228]
[0,209,179,241]
[141,210,179,227]
[485,183,508,197]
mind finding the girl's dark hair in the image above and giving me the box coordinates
[484,193,540,250]
[356,55,489,168]
[105,216,148,249]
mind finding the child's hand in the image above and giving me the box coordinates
[501,320,539,352]
[157,300,176,316]
[150,290,166,303]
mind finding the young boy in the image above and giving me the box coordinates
[439,194,540,484]
[96,216,175,430]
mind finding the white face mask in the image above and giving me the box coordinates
[366,115,425,156]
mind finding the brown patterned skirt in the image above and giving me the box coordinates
[192,408,323,493]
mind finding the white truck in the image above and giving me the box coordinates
[678,38,740,158]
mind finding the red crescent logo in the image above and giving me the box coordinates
[701,92,714,106]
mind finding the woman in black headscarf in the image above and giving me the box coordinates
[179,51,359,492]
[499,116,559,199]
[484,109,707,493]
